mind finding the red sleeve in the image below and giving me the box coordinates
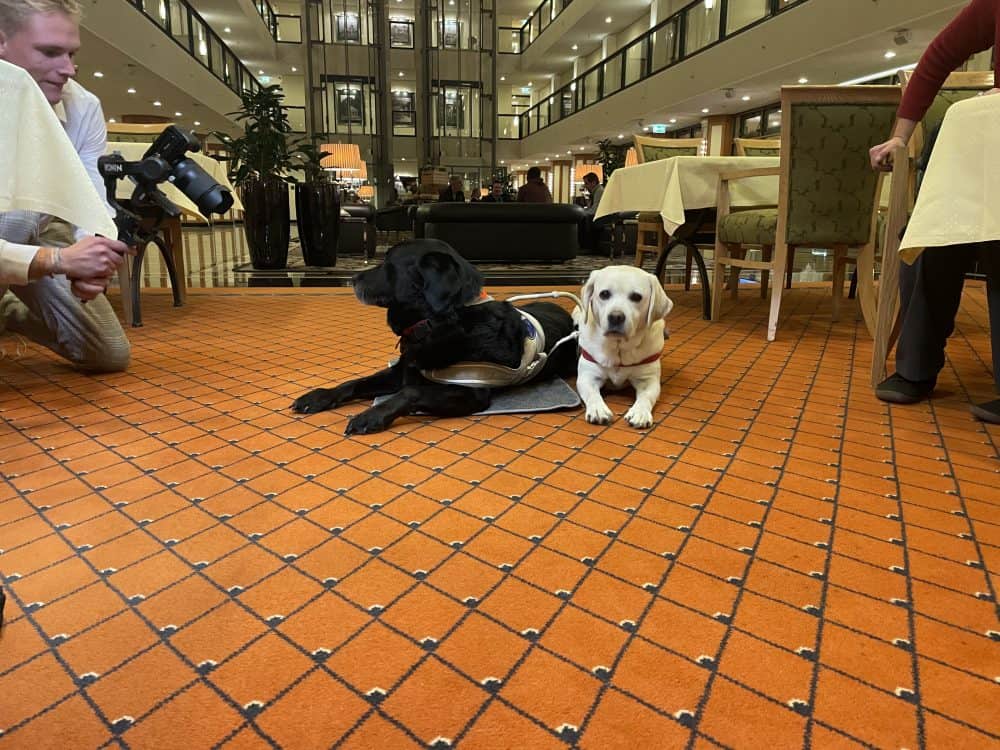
[897,0,996,121]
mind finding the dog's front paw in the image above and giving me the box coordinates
[292,388,340,414]
[585,402,614,425]
[624,404,654,429]
[345,410,391,435]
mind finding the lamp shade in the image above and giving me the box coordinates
[625,147,638,167]
[574,163,603,182]
[320,142,363,173]
[357,185,374,199]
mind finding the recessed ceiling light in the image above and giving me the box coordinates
[605,16,612,23]
[643,126,649,131]
[224,26,231,33]
[884,50,896,59]
[571,44,578,50]
[669,118,677,123]
[127,87,136,94]
[578,146,584,151]
[153,100,162,107]
[93,71,103,78]
[108,118,116,123]
[174,111,182,117]
[398,71,404,77]
[258,69,265,75]
[617,133,624,139]
[500,160,505,164]
[194,121,201,126]
[291,66,297,72]
[798,77,808,83]
[741,95,750,101]
[701,107,710,113]
[527,81,533,86]
[500,76,506,81]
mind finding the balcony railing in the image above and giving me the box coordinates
[252,0,278,40]
[128,0,260,98]
[512,0,809,138]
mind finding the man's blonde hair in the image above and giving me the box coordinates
[0,0,82,36]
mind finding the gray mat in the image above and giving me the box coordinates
[374,377,581,415]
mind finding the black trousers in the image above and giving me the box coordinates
[895,242,1000,388]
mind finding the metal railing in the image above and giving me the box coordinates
[126,0,260,98]
[513,0,809,138]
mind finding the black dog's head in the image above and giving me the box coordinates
[352,239,484,334]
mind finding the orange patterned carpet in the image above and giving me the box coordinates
[0,284,998,749]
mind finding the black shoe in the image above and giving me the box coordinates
[970,399,1000,424]
[875,373,936,404]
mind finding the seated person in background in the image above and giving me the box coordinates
[582,172,604,214]
[438,175,466,202]
[580,171,608,251]
[470,187,482,202]
[517,166,553,203]
[0,0,132,372]
[481,180,509,203]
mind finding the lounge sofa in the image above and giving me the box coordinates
[414,203,586,262]
[339,204,377,258]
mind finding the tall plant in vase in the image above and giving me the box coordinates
[596,138,630,185]
[212,85,298,269]
[292,144,341,267]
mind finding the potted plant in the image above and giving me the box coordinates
[213,85,298,269]
[596,138,630,184]
[292,143,341,267]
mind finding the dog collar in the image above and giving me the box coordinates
[580,347,661,368]
[399,291,493,341]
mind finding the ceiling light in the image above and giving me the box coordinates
[527,81,533,86]
[194,121,201,126]
[398,71,404,77]
[798,77,808,84]
[884,50,897,59]
[741,95,750,101]
[153,100,162,107]
[174,111,182,117]
[500,76,506,81]
[701,107,710,113]
[669,118,677,123]
[605,16,612,23]
[93,71,103,78]
[500,160,505,164]
[258,69,265,75]
[108,118,116,123]
[291,66,297,72]
[643,126,649,131]
[571,44,578,50]
[224,26,231,33]
[127,87,136,94]
[617,133,624,139]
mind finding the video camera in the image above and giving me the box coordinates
[97,125,234,246]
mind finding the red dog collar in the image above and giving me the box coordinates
[580,347,661,368]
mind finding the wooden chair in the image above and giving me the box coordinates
[870,69,994,384]
[632,135,705,292]
[712,85,900,341]
[733,137,781,157]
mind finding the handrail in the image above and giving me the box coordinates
[252,0,279,40]
[126,0,261,99]
[513,0,809,138]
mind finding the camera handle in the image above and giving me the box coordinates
[98,152,182,247]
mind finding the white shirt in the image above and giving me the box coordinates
[0,78,109,285]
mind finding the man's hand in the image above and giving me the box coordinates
[70,278,110,302]
[60,236,134,279]
[869,135,907,171]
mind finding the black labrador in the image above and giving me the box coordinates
[292,239,577,434]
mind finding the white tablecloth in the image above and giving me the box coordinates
[899,93,1000,262]
[105,141,244,221]
[595,156,780,234]
[0,60,116,238]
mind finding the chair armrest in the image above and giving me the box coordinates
[717,166,781,183]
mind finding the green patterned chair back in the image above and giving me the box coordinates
[784,95,898,247]
[744,146,780,157]
[640,144,698,160]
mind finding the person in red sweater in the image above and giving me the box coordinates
[869,0,1000,423]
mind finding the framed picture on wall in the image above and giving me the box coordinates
[440,93,465,129]
[389,20,413,48]
[336,87,365,124]
[391,91,415,126]
[335,13,361,43]
[441,19,460,49]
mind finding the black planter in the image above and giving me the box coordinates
[241,176,291,269]
[294,181,341,266]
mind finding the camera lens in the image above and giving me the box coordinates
[170,158,234,216]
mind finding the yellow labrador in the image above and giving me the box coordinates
[572,266,673,428]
